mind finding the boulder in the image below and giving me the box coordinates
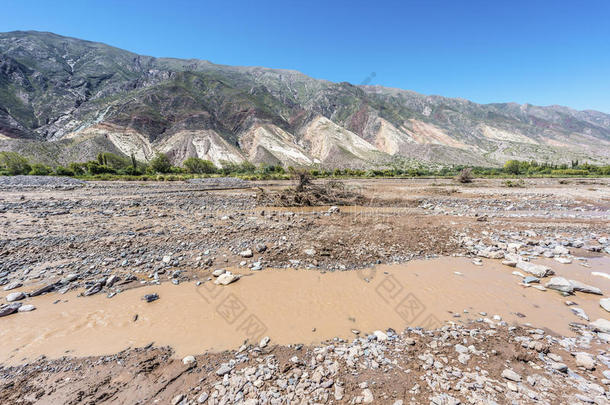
[575,352,595,370]
[569,280,602,295]
[590,318,610,333]
[545,277,573,293]
[516,261,554,278]
[0,302,22,317]
[5,291,25,302]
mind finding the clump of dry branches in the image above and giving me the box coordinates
[256,169,364,207]
[456,168,473,183]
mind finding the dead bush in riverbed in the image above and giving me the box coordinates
[256,170,365,207]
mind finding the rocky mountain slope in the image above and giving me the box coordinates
[1,30,609,167]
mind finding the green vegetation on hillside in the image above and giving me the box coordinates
[1,152,609,181]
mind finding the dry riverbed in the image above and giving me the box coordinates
[0,177,609,404]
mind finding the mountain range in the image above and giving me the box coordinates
[1,30,609,168]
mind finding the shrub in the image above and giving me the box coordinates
[68,162,87,176]
[149,153,172,173]
[29,163,52,175]
[0,152,31,175]
[183,157,217,174]
[504,160,521,175]
[55,166,75,176]
[86,162,116,175]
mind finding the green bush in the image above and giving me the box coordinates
[54,166,75,176]
[68,162,87,176]
[149,153,172,173]
[503,160,521,175]
[183,157,217,174]
[0,152,31,175]
[86,162,116,175]
[29,163,52,175]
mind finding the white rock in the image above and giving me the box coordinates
[3,281,23,291]
[212,269,226,277]
[590,318,610,333]
[373,330,388,341]
[259,336,270,348]
[575,352,595,370]
[239,249,253,258]
[569,280,602,295]
[303,248,316,256]
[516,261,554,278]
[5,292,25,302]
[17,304,36,312]
[214,272,238,286]
[600,298,610,313]
[554,256,572,264]
[182,355,196,366]
[501,369,521,382]
[362,388,374,403]
[545,277,573,293]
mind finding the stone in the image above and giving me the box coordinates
[17,304,36,312]
[197,392,209,403]
[600,298,610,313]
[239,249,253,258]
[373,330,388,341]
[554,245,569,255]
[303,248,316,256]
[516,261,554,278]
[105,275,119,288]
[570,307,589,321]
[0,302,22,317]
[3,281,22,291]
[575,352,595,370]
[171,394,184,405]
[545,277,573,293]
[30,283,56,297]
[142,293,159,303]
[501,369,521,382]
[214,272,238,286]
[182,355,196,366]
[5,291,25,302]
[523,276,540,284]
[550,362,568,373]
[84,283,102,296]
[328,206,340,214]
[458,353,470,364]
[362,388,374,403]
[212,269,226,277]
[405,337,416,345]
[260,336,270,348]
[60,274,78,284]
[430,393,460,405]
[216,364,232,376]
[334,384,344,400]
[590,318,610,333]
[569,280,602,295]
[554,256,572,264]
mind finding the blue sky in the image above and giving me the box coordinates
[3,0,610,112]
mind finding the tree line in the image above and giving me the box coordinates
[0,151,609,179]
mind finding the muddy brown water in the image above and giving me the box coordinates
[1,256,609,365]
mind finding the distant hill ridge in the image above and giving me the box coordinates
[1,30,609,167]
